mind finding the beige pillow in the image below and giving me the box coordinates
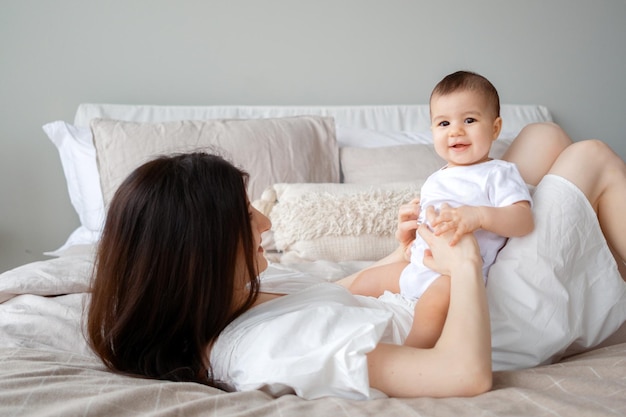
[340,139,513,184]
[91,116,339,206]
[340,144,444,184]
[253,182,423,263]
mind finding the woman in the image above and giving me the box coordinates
[87,123,626,399]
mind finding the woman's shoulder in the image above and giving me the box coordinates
[224,282,361,335]
[209,283,393,399]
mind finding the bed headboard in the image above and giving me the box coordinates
[74,103,552,140]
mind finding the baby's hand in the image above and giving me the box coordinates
[430,203,483,246]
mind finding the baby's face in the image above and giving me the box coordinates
[430,90,502,167]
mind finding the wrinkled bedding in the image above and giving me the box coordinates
[1,345,625,416]
[1,175,626,415]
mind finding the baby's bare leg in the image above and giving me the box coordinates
[405,275,451,349]
[346,261,407,297]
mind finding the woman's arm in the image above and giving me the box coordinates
[366,224,492,398]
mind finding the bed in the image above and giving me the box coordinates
[1,104,625,416]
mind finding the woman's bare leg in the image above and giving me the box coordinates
[547,139,626,278]
[502,122,573,186]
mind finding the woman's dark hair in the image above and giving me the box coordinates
[87,152,260,385]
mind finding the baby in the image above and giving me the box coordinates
[349,70,534,348]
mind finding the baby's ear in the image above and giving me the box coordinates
[492,116,503,140]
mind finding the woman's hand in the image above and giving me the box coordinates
[395,198,421,259]
[417,220,482,277]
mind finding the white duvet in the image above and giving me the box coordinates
[1,175,625,400]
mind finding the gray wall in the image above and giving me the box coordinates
[1,0,625,272]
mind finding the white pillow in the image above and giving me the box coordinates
[42,121,105,253]
[335,125,432,148]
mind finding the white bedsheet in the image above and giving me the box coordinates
[0,253,94,357]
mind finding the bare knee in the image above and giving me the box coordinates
[550,139,625,209]
[558,140,623,180]
[519,122,573,150]
[571,139,621,165]
[505,122,573,186]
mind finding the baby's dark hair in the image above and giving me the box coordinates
[430,70,500,118]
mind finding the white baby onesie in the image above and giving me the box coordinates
[399,159,531,300]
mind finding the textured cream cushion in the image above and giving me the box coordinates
[253,182,423,263]
[340,139,513,184]
[91,116,339,206]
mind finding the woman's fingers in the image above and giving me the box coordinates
[417,223,480,275]
[396,199,421,247]
[417,224,447,274]
[398,199,420,222]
